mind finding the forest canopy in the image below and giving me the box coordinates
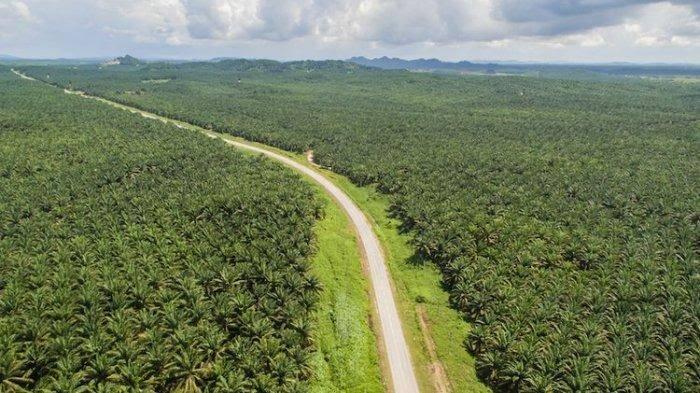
[0,69,323,392]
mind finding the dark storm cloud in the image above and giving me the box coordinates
[493,0,700,36]
[494,0,656,22]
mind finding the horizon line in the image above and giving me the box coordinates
[2,54,700,67]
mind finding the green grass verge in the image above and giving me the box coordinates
[306,189,384,392]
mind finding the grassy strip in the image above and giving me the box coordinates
[306,189,385,392]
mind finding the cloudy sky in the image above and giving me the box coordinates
[1,0,699,63]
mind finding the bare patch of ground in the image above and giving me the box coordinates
[417,305,451,393]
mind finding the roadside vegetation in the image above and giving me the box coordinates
[18,60,700,391]
[305,187,384,392]
[316,167,488,393]
[0,69,327,392]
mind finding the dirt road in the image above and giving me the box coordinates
[11,69,420,393]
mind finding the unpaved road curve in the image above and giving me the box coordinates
[11,69,420,393]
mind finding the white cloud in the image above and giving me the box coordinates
[87,0,699,46]
[0,0,698,61]
[11,1,33,20]
[625,2,700,47]
[0,1,36,37]
[97,0,189,44]
[182,0,258,39]
[168,0,501,44]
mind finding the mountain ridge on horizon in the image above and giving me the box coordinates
[348,55,700,67]
[2,52,700,67]
[347,56,700,78]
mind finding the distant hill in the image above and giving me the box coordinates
[348,56,700,78]
[349,56,494,72]
[210,57,239,62]
[103,54,144,66]
[216,59,367,72]
[0,54,20,60]
[148,59,368,73]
